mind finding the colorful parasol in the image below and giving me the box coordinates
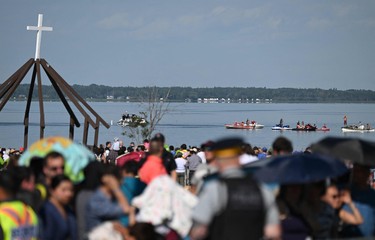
[19,136,95,183]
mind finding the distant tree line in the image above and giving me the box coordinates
[12,84,375,103]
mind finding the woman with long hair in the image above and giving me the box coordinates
[39,174,77,240]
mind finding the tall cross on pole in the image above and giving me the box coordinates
[27,14,53,60]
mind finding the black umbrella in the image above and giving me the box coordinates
[311,137,375,167]
[253,153,348,184]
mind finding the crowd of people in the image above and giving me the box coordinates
[0,134,375,240]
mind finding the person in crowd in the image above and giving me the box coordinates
[174,152,187,186]
[42,152,65,186]
[277,184,313,239]
[303,181,336,239]
[278,181,337,239]
[38,152,65,200]
[190,137,281,240]
[138,139,167,185]
[175,143,188,156]
[39,174,77,240]
[190,141,217,194]
[169,145,176,156]
[185,147,202,186]
[257,147,267,159]
[139,133,177,181]
[106,140,120,164]
[0,171,40,239]
[239,142,258,165]
[321,183,363,237]
[340,164,375,237]
[112,137,120,152]
[6,149,21,169]
[119,160,146,226]
[142,140,149,151]
[101,141,112,163]
[85,165,130,232]
[11,166,41,212]
[196,147,206,164]
[75,161,103,240]
[272,136,293,156]
[0,151,5,169]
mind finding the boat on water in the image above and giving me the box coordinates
[341,124,374,133]
[292,124,317,131]
[225,121,264,129]
[272,124,292,130]
[117,113,147,127]
[316,125,330,131]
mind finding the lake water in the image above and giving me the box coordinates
[1,101,375,151]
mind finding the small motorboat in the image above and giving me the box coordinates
[225,121,264,129]
[341,124,374,133]
[272,124,292,131]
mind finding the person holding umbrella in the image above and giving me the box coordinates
[254,153,349,239]
[312,137,375,237]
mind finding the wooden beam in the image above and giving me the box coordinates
[40,59,110,129]
[94,118,99,147]
[0,59,34,99]
[36,60,45,138]
[0,59,34,111]
[69,117,75,140]
[40,60,97,128]
[82,119,89,146]
[23,63,38,149]
[43,65,81,127]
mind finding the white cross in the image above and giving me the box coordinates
[27,14,53,60]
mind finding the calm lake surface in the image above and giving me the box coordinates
[1,102,375,151]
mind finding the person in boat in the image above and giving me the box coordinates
[366,123,371,130]
[280,118,283,127]
[246,119,250,126]
[344,115,347,126]
[323,124,327,129]
[301,121,305,128]
[296,121,301,129]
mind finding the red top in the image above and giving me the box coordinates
[139,155,167,184]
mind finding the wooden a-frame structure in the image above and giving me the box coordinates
[0,14,109,148]
[0,58,110,148]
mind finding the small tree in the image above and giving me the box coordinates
[122,87,170,144]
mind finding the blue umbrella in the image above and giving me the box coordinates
[253,154,348,184]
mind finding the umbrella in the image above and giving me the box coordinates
[312,137,375,167]
[253,153,348,184]
[116,151,144,167]
[19,136,95,183]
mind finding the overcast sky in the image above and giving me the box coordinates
[0,1,374,90]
